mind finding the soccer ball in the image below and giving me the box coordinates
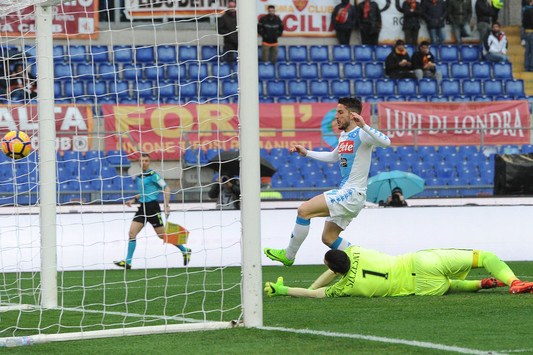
[1,131,32,160]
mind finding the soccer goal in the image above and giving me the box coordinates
[0,0,261,346]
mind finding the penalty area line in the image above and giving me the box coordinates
[260,326,506,355]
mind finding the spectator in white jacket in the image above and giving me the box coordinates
[483,22,510,62]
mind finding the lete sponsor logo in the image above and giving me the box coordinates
[292,0,309,11]
[338,140,354,153]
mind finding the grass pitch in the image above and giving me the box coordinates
[2,262,533,354]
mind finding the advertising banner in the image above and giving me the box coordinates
[0,104,93,151]
[103,102,371,160]
[377,101,531,146]
[125,0,227,19]
[0,0,98,39]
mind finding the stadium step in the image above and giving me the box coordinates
[503,26,532,96]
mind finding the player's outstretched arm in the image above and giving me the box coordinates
[309,269,338,290]
[360,124,391,148]
[289,144,308,156]
[264,277,327,299]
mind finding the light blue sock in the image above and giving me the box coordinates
[285,216,311,260]
[329,237,350,250]
[126,240,136,265]
[176,244,187,252]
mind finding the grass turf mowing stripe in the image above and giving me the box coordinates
[260,326,507,355]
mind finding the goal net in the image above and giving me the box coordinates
[0,0,261,346]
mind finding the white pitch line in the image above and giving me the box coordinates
[260,326,508,355]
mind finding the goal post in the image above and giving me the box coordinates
[0,0,262,346]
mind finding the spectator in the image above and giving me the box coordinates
[523,0,532,47]
[482,22,510,63]
[385,40,417,80]
[217,0,238,63]
[447,0,473,45]
[411,41,442,83]
[476,0,497,44]
[208,174,240,210]
[402,0,423,46]
[0,60,9,98]
[331,0,357,45]
[524,1,533,71]
[9,63,37,101]
[356,0,382,45]
[258,5,284,62]
[421,0,447,45]
[381,187,408,207]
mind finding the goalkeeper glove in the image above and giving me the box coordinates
[264,276,289,297]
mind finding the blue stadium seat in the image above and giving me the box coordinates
[397,79,417,96]
[258,62,275,80]
[158,81,176,98]
[288,79,308,97]
[167,64,186,81]
[212,62,233,79]
[201,45,219,62]
[441,79,461,96]
[112,45,133,63]
[435,62,449,78]
[177,45,197,62]
[288,45,308,62]
[353,45,374,62]
[321,62,340,79]
[386,96,406,102]
[501,144,520,154]
[376,79,396,96]
[332,45,352,62]
[472,62,492,79]
[309,79,330,96]
[310,45,329,62]
[505,79,524,97]
[23,45,36,63]
[87,80,107,97]
[450,62,471,79]
[64,81,85,98]
[331,79,351,96]
[299,62,319,80]
[278,62,298,80]
[221,79,238,97]
[76,63,95,81]
[54,63,73,80]
[365,62,384,79]
[278,96,297,103]
[136,46,155,63]
[67,45,87,62]
[98,62,117,81]
[521,144,533,153]
[89,45,109,62]
[484,79,504,96]
[439,45,459,62]
[122,63,142,81]
[178,81,198,97]
[354,79,374,97]
[452,95,472,102]
[474,95,492,102]
[53,45,65,62]
[157,45,177,63]
[183,149,207,165]
[462,79,482,96]
[299,96,318,103]
[145,65,165,81]
[266,80,287,97]
[200,79,219,97]
[460,45,480,62]
[270,147,289,159]
[494,95,513,101]
[343,62,363,79]
[189,63,208,81]
[407,95,427,102]
[429,95,449,102]
[134,80,155,98]
[275,45,287,62]
[321,96,339,103]
[418,78,438,96]
[375,45,393,62]
[493,62,512,79]
[404,44,415,58]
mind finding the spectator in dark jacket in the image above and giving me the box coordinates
[411,41,442,83]
[524,0,533,71]
[447,0,473,45]
[217,1,238,63]
[476,0,496,44]
[209,174,240,210]
[356,0,382,45]
[331,0,357,45]
[258,5,284,62]
[402,0,423,46]
[421,0,447,45]
[385,40,417,79]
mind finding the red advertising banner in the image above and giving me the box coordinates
[0,1,99,39]
[102,103,371,160]
[0,104,93,151]
[377,101,531,146]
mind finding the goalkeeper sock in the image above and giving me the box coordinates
[126,240,137,265]
[478,251,517,285]
[175,244,187,252]
[330,237,350,250]
[285,216,310,260]
[449,280,481,293]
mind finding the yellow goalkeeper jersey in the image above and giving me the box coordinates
[325,245,415,298]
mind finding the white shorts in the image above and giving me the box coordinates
[323,187,366,230]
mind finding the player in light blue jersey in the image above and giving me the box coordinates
[265,97,391,266]
[114,153,191,269]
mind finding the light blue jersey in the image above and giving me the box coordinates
[136,169,167,203]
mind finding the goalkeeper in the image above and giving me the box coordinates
[114,153,191,269]
[265,246,533,298]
